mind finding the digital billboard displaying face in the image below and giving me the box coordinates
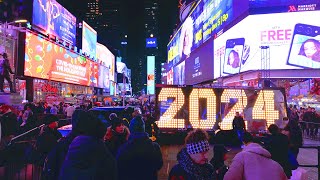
[24,32,90,86]
[82,21,97,60]
[32,0,77,44]
[147,56,155,95]
[156,86,287,132]
[96,43,115,82]
[98,65,110,90]
[213,10,320,78]
[167,0,248,67]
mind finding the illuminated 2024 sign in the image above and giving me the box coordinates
[156,87,287,131]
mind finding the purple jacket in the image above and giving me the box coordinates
[224,143,288,180]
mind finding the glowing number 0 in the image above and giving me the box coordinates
[220,89,247,130]
[157,88,185,128]
[252,90,279,128]
[189,89,216,129]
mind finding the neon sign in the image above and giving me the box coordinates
[156,86,286,131]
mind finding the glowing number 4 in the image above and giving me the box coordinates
[252,90,279,128]
[157,88,185,128]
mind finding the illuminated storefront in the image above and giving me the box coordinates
[22,32,111,103]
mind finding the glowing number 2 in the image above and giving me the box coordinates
[157,88,185,128]
[189,89,216,129]
[252,90,279,128]
[220,89,247,130]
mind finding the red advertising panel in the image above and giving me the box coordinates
[89,61,99,87]
[24,32,91,86]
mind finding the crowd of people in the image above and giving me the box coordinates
[288,105,320,139]
[0,100,311,179]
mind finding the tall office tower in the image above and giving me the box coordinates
[144,0,160,86]
[85,0,101,29]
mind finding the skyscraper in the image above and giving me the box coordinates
[85,0,101,29]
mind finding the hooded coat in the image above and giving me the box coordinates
[116,132,163,180]
[59,135,117,180]
[169,148,215,180]
[224,143,288,180]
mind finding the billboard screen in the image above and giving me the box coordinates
[146,38,157,48]
[156,86,287,132]
[32,0,77,44]
[167,0,248,66]
[213,10,320,78]
[147,56,155,95]
[24,32,90,86]
[249,0,318,8]
[89,61,99,87]
[185,39,214,85]
[96,43,115,82]
[82,21,97,59]
[98,65,110,90]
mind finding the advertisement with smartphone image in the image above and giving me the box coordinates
[287,23,320,68]
[213,10,320,79]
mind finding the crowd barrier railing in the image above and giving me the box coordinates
[299,121,320,141]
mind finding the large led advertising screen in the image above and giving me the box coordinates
[82,21,97,60]
[213,10,320,78]
[24,32,91,86]
[156,86,287,132]
[96,43,115,82]
[167,0,248,67]
[98,65,110,90]
[249,0,318,8]
[147,56,155,95]
[32,0,77,44]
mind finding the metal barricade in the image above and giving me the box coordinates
[0,140,42,180]
[299,121,320,141]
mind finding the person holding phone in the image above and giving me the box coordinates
[298,39,320,62]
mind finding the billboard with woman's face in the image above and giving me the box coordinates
[213,10,320,78]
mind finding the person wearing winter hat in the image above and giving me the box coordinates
[42,110,92,180]
[129,115,145,133]
[116,115,163,180]
[168,128,215,180]
[104,117,130,156]
[59,112,117,180]
[33,114,62,165]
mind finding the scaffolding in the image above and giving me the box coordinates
[260,46,271,87]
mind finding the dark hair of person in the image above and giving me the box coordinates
[268,124,279,135]
[298,38,320,62]
[185,128,209,145]
[242,132,253,144]
[227,50,240,68]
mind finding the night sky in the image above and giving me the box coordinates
[57,0,180,92]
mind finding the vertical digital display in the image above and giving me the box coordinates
[32,0,77,44]
[156,86,287,132]
[82,21,97,60]
[96,43,115,82]
[147,56,155,95]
